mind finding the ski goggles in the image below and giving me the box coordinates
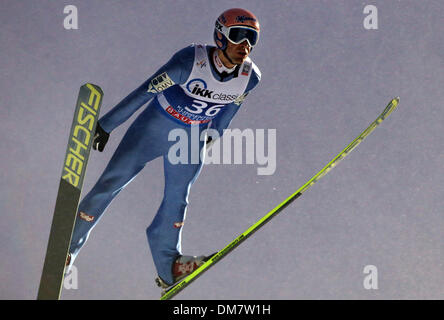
[215,20,259,47]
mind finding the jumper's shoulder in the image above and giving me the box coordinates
[246,59,261,92]
[251,61,261,84]
[163,44,196,84]
[171,44,196,66]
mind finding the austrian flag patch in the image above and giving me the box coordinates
[79,211,94,222]
[173,222,185,228]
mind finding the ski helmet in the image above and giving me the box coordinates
[214,8,260,51]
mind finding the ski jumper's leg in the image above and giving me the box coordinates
[69,104,171,260]
[146,127,206,285]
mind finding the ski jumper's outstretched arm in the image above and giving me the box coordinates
[98,46,195,133]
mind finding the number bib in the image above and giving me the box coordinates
[157,44,253,125]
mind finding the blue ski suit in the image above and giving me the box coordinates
[69,44,261,284]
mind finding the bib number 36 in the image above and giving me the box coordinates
[185,100,223,117]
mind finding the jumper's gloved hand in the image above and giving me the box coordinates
[205,135,216,150]
[93,122,110,152]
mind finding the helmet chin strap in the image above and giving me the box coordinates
[222,48,237,66]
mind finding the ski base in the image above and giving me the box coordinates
[37,84,103,300]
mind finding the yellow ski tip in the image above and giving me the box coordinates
[393,97,400,105]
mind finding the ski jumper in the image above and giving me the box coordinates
[68,44,261,285]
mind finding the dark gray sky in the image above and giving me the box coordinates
[1,0,443,299]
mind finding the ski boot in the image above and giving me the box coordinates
[155,254,214,295]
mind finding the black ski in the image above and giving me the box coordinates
[37,84,103,300]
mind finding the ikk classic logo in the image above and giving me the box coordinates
[186,78,239,101]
